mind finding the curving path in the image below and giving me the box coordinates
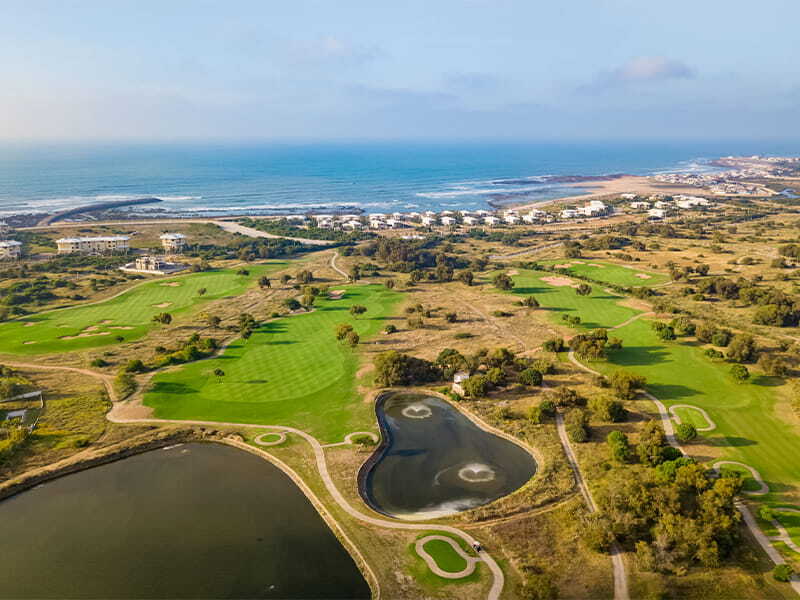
[568,350,800,595]
[414,535,481,579]
[322,431,380,448]
[668,404,716,432]
[712,461,769,496]
[254,431,287,446]
[330,251,349,280]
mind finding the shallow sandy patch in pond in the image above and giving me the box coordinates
[634,273,652,279]
[152,302,173,308]
[159,282,181,287]
[60,331,111,340]
[541,276,579,288]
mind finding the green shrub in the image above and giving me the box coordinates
[519,368,543,387]
[675,423,697,442]
[773,564,794,582]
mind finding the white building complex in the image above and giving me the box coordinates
[0,240,22,260]
[56,236,130,255]
[160,233,187,253]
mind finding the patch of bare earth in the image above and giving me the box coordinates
[541,276,579,288]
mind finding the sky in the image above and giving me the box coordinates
[0,0,798,142]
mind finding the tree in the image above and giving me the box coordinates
[444,312,457,323]
[384,278,395,289]
[284,298,301,311]
[521,295,539,308]
[197,287,207,296]
[462,374,491,398]
[384,324,397,334]
[609,370,646,400]
[519,368,543,387]
[373,351,440,387]
[205,313,221,329]
[492,272,514,291]
[258,276,271,289]
[589,396,627,422]
[730,364,750,382]
[637,420,667,466]
[575,283,592,296]
[543,337,566,353]
[457,270,474,286]
[296,270,314,284]
[758,354,789,377]
[773,564,794,583]
[344,331,360,347]
[213,368,225,382]
[607,430,631,462]
[565,409,590,443]
[152,312,172,325]
[349,304,367,318]
[348,264,361,282]
[726,334,758,363]
[335,323,354,340]
[675,423,698,442]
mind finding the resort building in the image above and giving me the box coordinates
[648,208,667,219]
[0,240,22,260]
[504,214,520,225]
[463,216,479,225]
[440,216,456,226]
[56,236,130,255]
[483,216,499,226]
[421,216,436,226]
[452,371,470,396]
[120,254,187,275]
[160,233,187,253]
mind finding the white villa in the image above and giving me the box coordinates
[648,208,667,219]
[629,201,651,210]
[452,371,470,396]
[56,236,130,255]
[504,214,520,225]
[160,233,187,253]
[441,216,456,226]
[483,216,499,226]
[463,216,479,225]
[0,240,22,260]
[421,216,437,226]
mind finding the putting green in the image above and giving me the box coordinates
[673,406,712,430]
[539,259,669,287]
[0,264,284,355]
[143,284,401,443]
[507,269,639,329]
[421,539,469,573]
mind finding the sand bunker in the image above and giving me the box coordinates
[329,289,346,300]
[587,263,603,267]
[99,320,113,324]
[153,302,173,308]
[553,263,573,269]
[507,269,519,275]
[23,322,36,327]
[60,331,111,340]
[23,341,36,345]
[84,325,99,332]
[541,276,579,288]
[159,282,181,287]
[108,326,133,330]
[634,273,652,279]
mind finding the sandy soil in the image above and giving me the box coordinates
[159,282,181,287]
[541,276,579,288]
[514,175,699,210]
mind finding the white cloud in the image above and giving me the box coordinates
[583,56,695,91]
[287,35,383,67]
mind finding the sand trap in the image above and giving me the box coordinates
[99,320,113,325]
[84,325,99,332]
[507,269,519,275]
[109,326,134,330]
[634,273,652,279]
[23,322,36,327]
[329,289,346,300]
[159,282,181,287]
[541,276,579,288]
[60,331,112,340]
[587,263,604,267]
[553,263,573,269]
[153,302,173,308]
[23,341,36,345]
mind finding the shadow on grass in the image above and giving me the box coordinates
[711,436,757,447]
[149,381,198,395]
[611,346,671,366]
[751,375,785,387]
[645,383,699,401]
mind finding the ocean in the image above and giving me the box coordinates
[0,141,797,218]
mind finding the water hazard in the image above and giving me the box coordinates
[362,394,537,519]
[0,443,369,599]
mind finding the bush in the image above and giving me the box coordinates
[486,367,506,386]
[519,368,543,387]
[546,387,585,408]
[758,354,789,377]
[704,348,724,359]
[539,399,556,416]
[373,351,441,387]
[492,272,514,291]
[565,409,590,443]
[773,564,794,582]
[90,358,109,368]
[384,324,397,334]
[589,396,627,422]
[726,334,758,363]
[543,337,566,353]
[124,359,148,374]
[113,372,137,399]
[675,423,697,442]
[532,359,555,375]
[711,329,732,347]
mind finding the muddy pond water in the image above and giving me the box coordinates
[0,443,369,599]
[362,394,537,519]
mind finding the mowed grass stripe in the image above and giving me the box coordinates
[539,259,669,287]
[507,269,640,329]
[0,263,284,355]
[144,284,401,443]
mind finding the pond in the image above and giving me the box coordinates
[361,393,537,519]
[0,443,370,599]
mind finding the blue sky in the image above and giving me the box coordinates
[1,0,797,141]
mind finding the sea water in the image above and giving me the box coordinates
[0,140,796,217]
